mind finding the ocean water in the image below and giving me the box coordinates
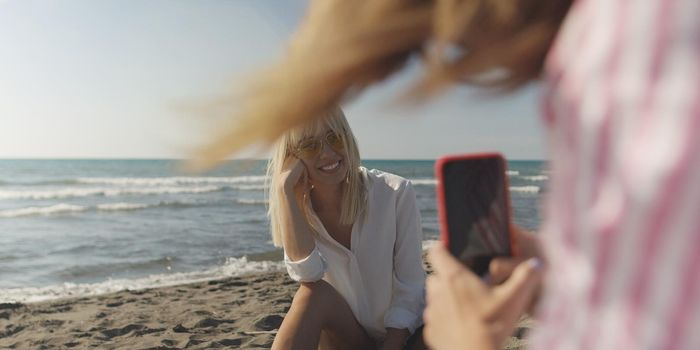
[0,159,547,303]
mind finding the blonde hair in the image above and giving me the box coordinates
[266,108,366,247]
[193,0,572,168]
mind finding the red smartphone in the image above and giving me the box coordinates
[435,153,516,276]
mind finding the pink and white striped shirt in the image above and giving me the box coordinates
[531,0,700,349]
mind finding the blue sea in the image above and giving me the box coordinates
[0,159,547,303]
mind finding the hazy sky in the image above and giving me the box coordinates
[0,0,545,160]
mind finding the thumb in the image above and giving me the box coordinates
[493,258,544,324]
[489,258,522,285]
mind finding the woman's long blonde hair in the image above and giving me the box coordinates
[192,0,572,168]
[266,108,366,247]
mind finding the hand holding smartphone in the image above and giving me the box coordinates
[435,153,514,276]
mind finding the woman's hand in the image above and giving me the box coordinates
[423,245,543,350]
[279,156,310,202]
[488,226,545,312]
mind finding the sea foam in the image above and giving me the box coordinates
[0,204,87,218]
[0,256,285,303]
[509,186,540,193]
[236,199,268,205]
[410,179,438,186]
[96,202,150,211]
[0,201,203,218]
[522,175,549,181]
[77,176,267,186]
[0,186,223,200]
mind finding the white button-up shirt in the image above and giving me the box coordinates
[284,167,426,340]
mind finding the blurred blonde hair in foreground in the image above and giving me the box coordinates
[190,0,572,169]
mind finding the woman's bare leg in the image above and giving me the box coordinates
[271,280,376,350]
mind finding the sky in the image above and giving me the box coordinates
[0,0,545,160]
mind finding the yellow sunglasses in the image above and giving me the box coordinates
[293,131,345,158]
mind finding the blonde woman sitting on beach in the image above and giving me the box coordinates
[266,108,426,350]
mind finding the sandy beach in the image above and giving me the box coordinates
[1,272,295,349]
[0,263,534,350]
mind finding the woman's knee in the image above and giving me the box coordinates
[293,280,337,309]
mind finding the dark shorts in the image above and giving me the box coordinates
[404,326,425,350]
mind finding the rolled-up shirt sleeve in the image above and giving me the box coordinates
[383,181,426,333]
[284,245,326,282]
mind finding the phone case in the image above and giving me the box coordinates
[434,153,519,258]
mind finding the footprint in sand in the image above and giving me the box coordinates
[40,319,65,328]
[160,338,178,346]
[193,317,236,328]
[98,324,166,339]
[272,297,290,305]
[172,324,190,333]
[222,280,248,288]
[222,300,245,307]
[254,314,284,331]
[193,310,213,316]
[209,338,243,347]
[186,334,206,347]
[0,324,26,338]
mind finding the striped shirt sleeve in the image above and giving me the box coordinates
[533,0,700,349]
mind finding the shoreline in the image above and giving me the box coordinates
[1,258,533,350]
[1,242,441,305]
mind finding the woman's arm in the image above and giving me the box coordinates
[278,158,324,281]
[278,157,315,260]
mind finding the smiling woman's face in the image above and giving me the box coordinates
[295,126,349,187]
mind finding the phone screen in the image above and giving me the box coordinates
[439,155,511,276]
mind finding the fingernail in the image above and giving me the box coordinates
[527,258,543,271]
